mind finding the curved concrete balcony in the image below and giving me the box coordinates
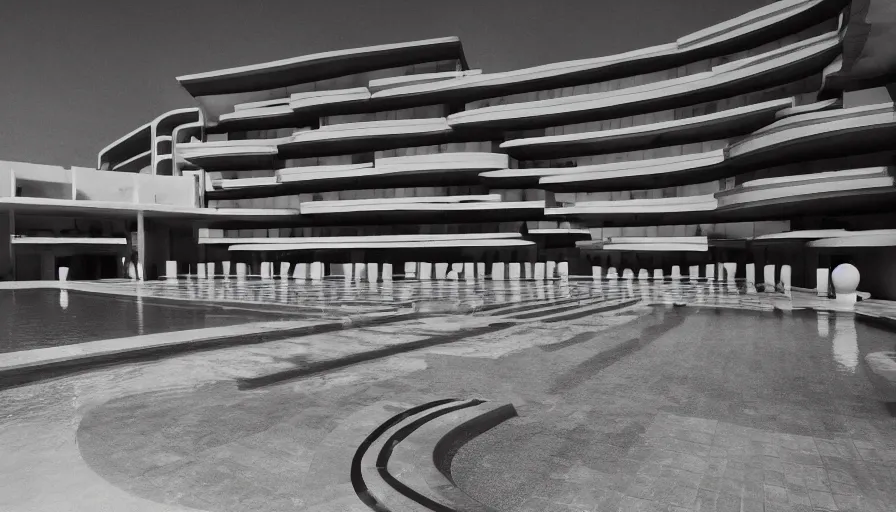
[200,232,523,245]
[715,167,896,220]
[446,31,841,132]
[538,150,727,192]
[371,0,845,108]
[726,102,896,170]
[577,236,710,252]
[176,37,468,97]
[278,118,454,158]
[500,98,794,159]
[368,69,482,94]
[10,236,128,246]
[547,194,719,226]
[204,153,507,196]
[752,228,851,244]
[217,88,373,131]
[207,153,505,198]
[299,195,545,224]
[179,139,285,171]
[808,229,896,248]
[228,235,535,252]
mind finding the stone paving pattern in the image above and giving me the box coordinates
[1,281,895,511]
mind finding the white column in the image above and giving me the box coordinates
[366,262,379,283]
[491,262,505,281]
[476,262,486,279]
[446,270,459,280]
[638,269,649,280]
[340,263,353,281]
[557,262,569,279]
[419,262,432,280]
[206,262,216,278]
[310,261,324,281]
[688,265,699,281]
[534,262,546,280]
[451,263,463,274]
[671,266,681,280]
[508,262,521,280]
[165,260,178,279]
[763,264,776,290]
[354,262,366,281]
[723,262,736,284]
[197,263,207,279]
[592,266,602,281]
[58,267,69,282]
[222,261,231,277]
[293,262,308,280]
[236,262,248,280]
[607,266,618,280]
[622,268,635,280]
[260,262,272,279]
[704,264,715,282]
[817,268,830,297]
[382,263,393,281]
[434,263,449,280]
[463,262,475,281]
[546,261,556,279]
[279,262,291,279]
[745,263,756,287]
[780,264,792,292]
[524,262,533,279]
[653,269,663,280]
[404,261,417,279]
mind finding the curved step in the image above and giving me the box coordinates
[352,398,517,512]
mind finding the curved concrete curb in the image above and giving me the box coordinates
[352,399,516,512]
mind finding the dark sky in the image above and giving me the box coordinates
[0,0,771,168]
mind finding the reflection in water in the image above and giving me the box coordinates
[832,313,859,373]
[59,290,69,310]
[136,294,145,336]
[817,311,830,338]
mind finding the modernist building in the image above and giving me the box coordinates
[1,0,895,297]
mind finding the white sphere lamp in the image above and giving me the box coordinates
[832,263,860,306]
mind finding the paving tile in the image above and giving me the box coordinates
[808,489,840,511]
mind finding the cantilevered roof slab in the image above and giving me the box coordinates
[500,98,794,159]
[447,31,841,132]
[176,37,468,97]
[372,0,846,107]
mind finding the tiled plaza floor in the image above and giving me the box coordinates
[0,281,895,511]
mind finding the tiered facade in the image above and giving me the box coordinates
[2,0,895,297]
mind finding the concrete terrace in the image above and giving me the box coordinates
[0,279,895,511]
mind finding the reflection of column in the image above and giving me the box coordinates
[59,289,69,310]
[832,314,858,373]
[817,311,830,337]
